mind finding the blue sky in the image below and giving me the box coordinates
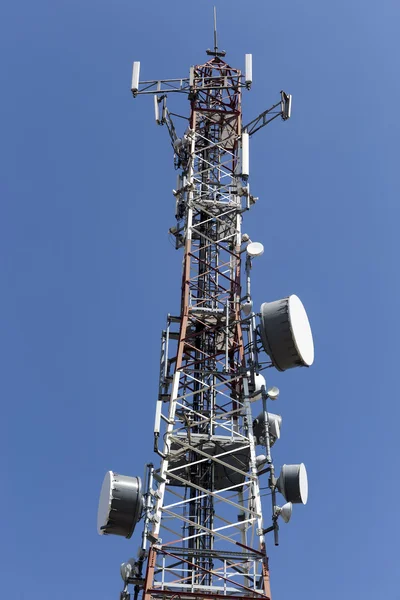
[1,0,399,598]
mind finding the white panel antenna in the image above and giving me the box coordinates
[131,61,140,94]
[154,95,160,124]
[281,92,292,120]
[285,94,292,119]
[241,132,249,179]
[245,54,253,88]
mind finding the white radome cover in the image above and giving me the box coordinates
[298,463,308,505]
[253,372,266,399]
[288,295,314,367]
[97,471,114,534]
[246,241,264,257]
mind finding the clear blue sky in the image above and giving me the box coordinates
[1,1,399,598]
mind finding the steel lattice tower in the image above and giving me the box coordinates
[97,14,314,600]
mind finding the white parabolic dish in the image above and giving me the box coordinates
[246,241,264,257]
[259,294,314,371]
[288,295,314,367]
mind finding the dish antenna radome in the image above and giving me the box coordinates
[248,372,266,400]
[120,558,139,583]
[276,463,308,505]
[241,299,253,316]
[267,386,280,400]
[253,412,282,445]
[97,471,143,538]
[275,502,293,523]
[259,295,314,371]
[246,241,264,257]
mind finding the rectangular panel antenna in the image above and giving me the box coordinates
[286,94,292,119]
[281,92,292,120]
[131,61,140,94]
[154,95,160,124]
[245,54,253,88]
[242,132,249,178]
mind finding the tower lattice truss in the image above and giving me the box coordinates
[97,44,315,600]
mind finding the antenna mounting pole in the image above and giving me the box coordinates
[206,7,226,57]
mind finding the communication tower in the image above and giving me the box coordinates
[97,11,315,600]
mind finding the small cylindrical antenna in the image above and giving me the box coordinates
[154,95,160,124]
[245,54,253,89]
[131,61,140,94]
[241,131,249,179]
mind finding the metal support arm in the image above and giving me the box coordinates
[242,91,292,136]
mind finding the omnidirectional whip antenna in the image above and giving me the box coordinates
[213,6,218,54]
[206,6,226,57]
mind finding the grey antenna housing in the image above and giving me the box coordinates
[259,295,314,371]
[248,372,266,400]
[120,558,140,583]
[97,471,143,538]
[276,463,308,505]
[253,412,282,445]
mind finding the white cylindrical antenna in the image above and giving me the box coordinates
[242,132,249,179]
[245,54,253,88]
[189,66,194,87]
[131,61,140,94]
[154,95,160,124]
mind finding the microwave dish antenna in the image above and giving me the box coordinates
[275,502,293,523]
[246,241,264,257]
[277,463,309,505]
[259,295,314,371]
[97,472,143,538]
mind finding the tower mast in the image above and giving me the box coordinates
[98,12,314,600]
